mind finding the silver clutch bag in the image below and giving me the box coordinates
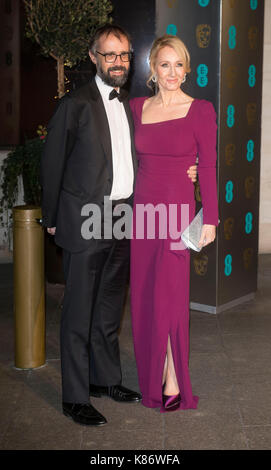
[181,208,203,252]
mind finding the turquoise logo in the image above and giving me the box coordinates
[250,0,258,10]
[225,180,234,203]
[245,212,253,234]
[227,105,235,128]
[197,64,208,87]
[198,0,210,6]
[248,65,256,87]
[166,24,177,35]
[246,140,254,162]
[228,25,237,49]
[224,254,232,276]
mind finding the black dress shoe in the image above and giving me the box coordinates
[62,402,107,426]
[89,384,142,403]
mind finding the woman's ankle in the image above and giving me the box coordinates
[163,383,179,396]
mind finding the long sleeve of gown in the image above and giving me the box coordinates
[195,100,219,226]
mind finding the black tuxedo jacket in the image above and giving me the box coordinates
[40,79,138,253]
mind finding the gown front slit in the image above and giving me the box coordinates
[129,96,219,412]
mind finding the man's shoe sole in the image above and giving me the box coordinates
[89,391,142,403]
[63,409,107,426]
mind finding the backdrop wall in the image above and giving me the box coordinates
[155,0,264,313]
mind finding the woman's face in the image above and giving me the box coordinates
[154,46,186,92]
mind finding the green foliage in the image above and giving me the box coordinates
[0,146,23,215]
[24,0,113,66]
[0,133,45,231]
[21,138,43,206]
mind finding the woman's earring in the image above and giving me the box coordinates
[182,74,187,84]
[152,75,157,83]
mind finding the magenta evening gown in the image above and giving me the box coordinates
[129,97,219,412]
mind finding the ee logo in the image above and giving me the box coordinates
[198,0,210,6]
[250,0,258,10]
[166,24,177,35]
[225,180,234,203]
[228,25,237,50]
[224,254,232,276]
[248,65,256,87]
[246,140,255,162]
[197,64,208,87]
[227,105,235,128]
[245,212,253,234]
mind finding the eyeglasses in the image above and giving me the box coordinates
[96,51,132,63]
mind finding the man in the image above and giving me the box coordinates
[41,24,197,426]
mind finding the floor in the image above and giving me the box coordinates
[0,253,271,450]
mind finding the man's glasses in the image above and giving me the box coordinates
[96,51,132,63]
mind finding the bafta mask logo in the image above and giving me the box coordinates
[226,66,237,89]
[194,181,202,202]
[248,26,258,50]
[4,125,14,141]
[225,143,236,166]
[166,0,177,7]
[244,176,255,199]
[8,77,14,92]
[2,77,14,93]
[4,26,13,41]
[247,103,256,126]
[229,0,237,7]
[224,217,234,240]
[243,248,253,270]
[196,24,211,48]
[193,253,208,276]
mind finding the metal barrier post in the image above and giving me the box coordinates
[13,205,45,369]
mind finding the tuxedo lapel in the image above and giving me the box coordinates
[87,79,138,187]
[88,80,113,181]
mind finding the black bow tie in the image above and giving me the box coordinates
[109,88,126,102]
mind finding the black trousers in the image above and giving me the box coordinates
[60,212,130,404]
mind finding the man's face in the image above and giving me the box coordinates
[89,33,131,88]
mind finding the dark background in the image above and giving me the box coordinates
[0,0,155,145]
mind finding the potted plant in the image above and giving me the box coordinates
[0,125,46,242]
[0,126,67,283]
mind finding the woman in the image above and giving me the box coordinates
[130,35,219,412]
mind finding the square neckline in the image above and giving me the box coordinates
[140,96,197,125]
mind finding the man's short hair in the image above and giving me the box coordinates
[89,23,132,53]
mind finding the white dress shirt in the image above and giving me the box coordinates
[95,74,134,200]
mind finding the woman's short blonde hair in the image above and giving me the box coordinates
[147,34,191,89]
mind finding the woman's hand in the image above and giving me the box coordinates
[187,165,197,183]
[198,224,216,248]
[47,227,56,235]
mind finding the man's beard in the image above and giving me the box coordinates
[97,63,129,88]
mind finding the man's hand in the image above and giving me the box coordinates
[198,224,216,248]
[187,164,197,183]
[47,227,56,235]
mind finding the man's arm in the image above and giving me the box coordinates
[40,96,76,229]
